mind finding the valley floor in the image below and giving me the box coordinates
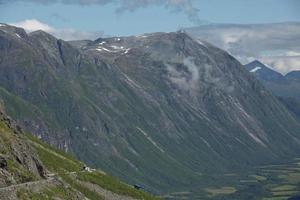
[163,158,300,200]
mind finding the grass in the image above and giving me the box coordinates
[26,134,81,165]
[42,186,75,199]
[270,185,298,197]
[278,172,300,184]
[204,186,237,197]
[271,185,297,191]
[272,190,298,196]
[30,143,81,173]
[0,120,15,144]
[26,134,83,173]
[60,174,105,200]
[26,134,160,200]
[17,188,51,200]
[263,197,290,200]
[187,161,300,200]
[17,186,77,200]
[250,174,267,181]
[78,171,160,200]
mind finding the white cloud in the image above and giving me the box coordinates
[260,56,300,75]
[10,19,103,41]
[11,19,53,32]
[166,57,200,91]
[285,51,300,57]
[186,23,300,74]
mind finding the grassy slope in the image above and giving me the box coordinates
[26,134,160,200]
[278,96,300,119]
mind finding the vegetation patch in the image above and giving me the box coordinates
[78,171,160,200]
[6,160,37,183]
[26,134,81,165]
[271,185,297,191]
[262,197,291,200]
[27,134,83,173]
[17,186,77,200]
[250,174,267,181]
[278,173,300,184]
[60,174,105,200]
[204,186,237,197]
[272,190,298,197]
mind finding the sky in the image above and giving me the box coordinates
[0,0,299,38]
[185,23,300,74]
[0,0,300,73]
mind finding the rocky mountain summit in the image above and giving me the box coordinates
[0,23,300,193]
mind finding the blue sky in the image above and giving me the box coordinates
[0,0,299,37]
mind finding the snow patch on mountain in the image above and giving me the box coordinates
[197,40,206,47]
[250,66,262,73]
[95,45,130,54]
[111,45,124,50]
[15,33,21,38]
[122,48,131,54]
[136,34,148,38]
[98,41,106,45]
[96,47,114,52]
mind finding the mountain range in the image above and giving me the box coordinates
[245,60,300,119]
[0,23,300,194]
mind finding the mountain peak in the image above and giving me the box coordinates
[29,30,57,41]
[0,23,27,39]
[248,60,265,67]
[245,60,284,81]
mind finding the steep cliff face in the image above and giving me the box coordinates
[0,109,46,188]
[0,23,300,192]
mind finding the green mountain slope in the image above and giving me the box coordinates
[0,109,159,200]
[278,97,300,119]
[0,23,300,193]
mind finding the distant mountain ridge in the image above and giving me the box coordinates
[245,60,300,119]
[245,60,284,81]
[286,70,300,81]
[1,23,300,193]
[185,22,300,74]
[245,60,300,99]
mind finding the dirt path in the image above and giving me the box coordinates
[0,178,56,200]
[0,178,54,191]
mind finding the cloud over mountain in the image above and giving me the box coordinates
[185,22,300,74]
[10,19,103,40]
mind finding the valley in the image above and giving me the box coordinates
[165,159,300,199]
[0,22,300,199]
